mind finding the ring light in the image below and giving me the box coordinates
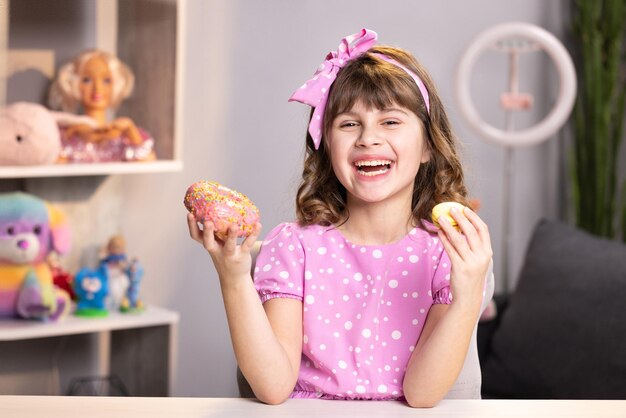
[456,22,577,147]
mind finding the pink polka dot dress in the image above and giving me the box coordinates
[254,222,452,400]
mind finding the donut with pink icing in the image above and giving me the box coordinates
[184,181,260,239]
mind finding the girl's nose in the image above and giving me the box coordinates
[356,124,383,147]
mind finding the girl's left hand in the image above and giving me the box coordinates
[436,206,493,312]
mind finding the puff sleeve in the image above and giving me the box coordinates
[430,239,495,308]
[431,237,453,305]
[254,223,305,303]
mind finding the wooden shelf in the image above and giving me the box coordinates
[0,160,183,179]
[0,305,179,341]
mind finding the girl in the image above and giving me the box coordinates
[187,28,493,407]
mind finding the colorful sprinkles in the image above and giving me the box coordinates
[184,180,260,239]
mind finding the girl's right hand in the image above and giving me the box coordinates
[187,213,262,284]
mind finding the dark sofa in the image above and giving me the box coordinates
[477,219,626,399]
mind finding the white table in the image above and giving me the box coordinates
[0,306,179,396]
[0,397,624,418]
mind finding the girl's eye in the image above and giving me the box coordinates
[81,77,92,84]
[383,120,400,126]
[104,77,112,84]
[339,121,359,128]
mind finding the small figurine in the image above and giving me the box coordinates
[100,235,130,311]
[72,235,145,317]
[73,264,109,317]
[48,49,155,163]
[120,258,145,313]
[98,235,145,313]
[48,253,76,301]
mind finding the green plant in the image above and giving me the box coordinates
[570,0,626,241]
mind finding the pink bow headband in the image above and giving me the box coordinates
[289,28,430,149]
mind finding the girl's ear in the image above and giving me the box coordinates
[420,146,431,163]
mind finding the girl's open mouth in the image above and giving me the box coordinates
[354,160,393,177]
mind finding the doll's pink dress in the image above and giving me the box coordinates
[254,222,455,400]
[59,126,155,163]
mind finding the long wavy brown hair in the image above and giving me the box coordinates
[296,45,468,230]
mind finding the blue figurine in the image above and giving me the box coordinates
[73,264,109,317]
[120,258,144,313]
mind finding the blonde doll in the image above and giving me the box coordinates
[49,49,155,162]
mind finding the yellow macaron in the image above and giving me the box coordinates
[432,202,465,230]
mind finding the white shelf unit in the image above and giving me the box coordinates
[0,0,183,397]
[0,306,180,396]
[0,0,184,178]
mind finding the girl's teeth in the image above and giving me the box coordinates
[358,167,390,176]
[355,160,392,167]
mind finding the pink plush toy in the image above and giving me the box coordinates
[0,102,96,166]
[0,192,72,321]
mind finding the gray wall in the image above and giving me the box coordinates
[117,0,568,396]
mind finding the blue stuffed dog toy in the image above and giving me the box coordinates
[74,264,109,317]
